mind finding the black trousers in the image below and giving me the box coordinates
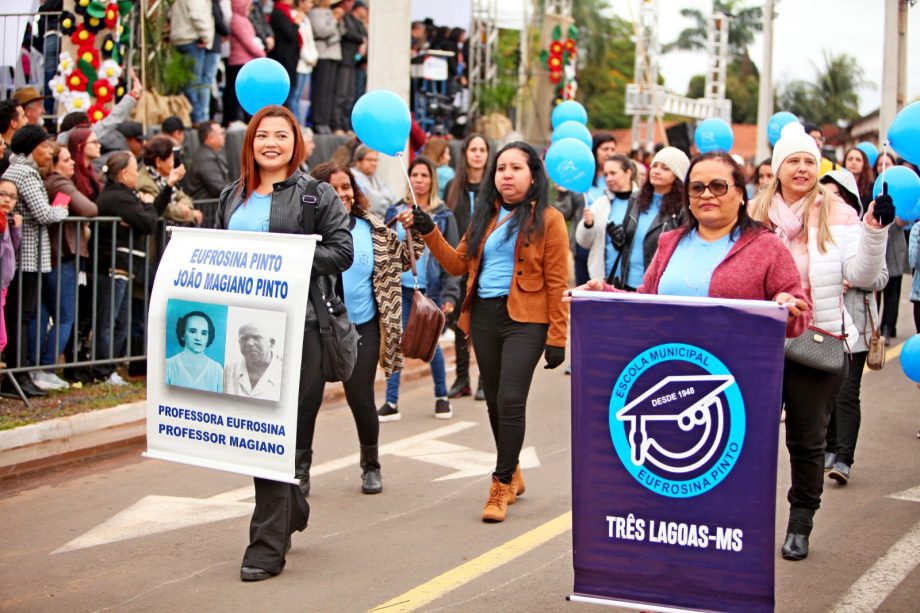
[877,275,902,335]
[826,351,868,465]
[333,63,356,131]
[2,272,39,368]
[311,59,338,128]
[913,300,920,334]
[341,318,381,447]
[297,317,380,451]
[782,358,847,533]
[447,281,470,383]
[242,326,322,572]
[470,297,547,483]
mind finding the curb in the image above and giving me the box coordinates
[0,337,465,480]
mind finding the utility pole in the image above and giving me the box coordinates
[367,0,411,197]
[755,0,774,161]
[879,0,909,143]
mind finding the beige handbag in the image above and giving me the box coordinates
[864,293,886,370]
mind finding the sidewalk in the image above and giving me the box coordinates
[0,334,466,481]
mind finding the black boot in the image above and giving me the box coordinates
[360,445,382,494]
[474,377,485,401]
[781,507,814,561]
[294,449,313,497]
[448,377,471,398]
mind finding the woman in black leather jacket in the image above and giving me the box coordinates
[215,105,353,582]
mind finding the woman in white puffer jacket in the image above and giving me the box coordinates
[749,122,892,563]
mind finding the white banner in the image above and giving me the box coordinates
[144,228,317,483]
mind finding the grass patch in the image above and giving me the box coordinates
[0,378,146,431]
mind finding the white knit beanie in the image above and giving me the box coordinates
[651,146,691,182]
[771,122,821,175]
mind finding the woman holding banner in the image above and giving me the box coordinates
[309,161,423,495]
[214,105,353,582]
[400,142,569,523]
[749,123,891,561]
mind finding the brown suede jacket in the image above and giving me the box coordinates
[422,201,570,347]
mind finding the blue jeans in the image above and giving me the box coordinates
[385,286,447,404]
[175,43,208,124]
[92,274,130,379]
[43,34,60,116]
[287,72,311,124]
[202,51,222,120]
[36,260,78,366]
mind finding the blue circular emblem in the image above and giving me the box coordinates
[609,343,745,498]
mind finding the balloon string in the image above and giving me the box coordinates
[396,152,419,209]
[880,140,889,188]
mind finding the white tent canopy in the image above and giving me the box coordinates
[410,0,532,31]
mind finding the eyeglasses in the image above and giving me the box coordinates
[86,139,99,145]
[0,190,17,201]
[687,180,736,198]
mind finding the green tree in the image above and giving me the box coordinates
[569,1,636,129]
[778,52,870,124]
[663,0,764,63]
[686,59,760,124]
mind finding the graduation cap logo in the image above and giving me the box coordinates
[616,374,734,475]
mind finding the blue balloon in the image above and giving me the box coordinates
[551,100,588,129]
[888,101,920,165]
[551,120,592,149]
[899,334,920,383]
[767,111,797,146]
[694,118,734,153]
[872,166,920,222]
[235,58,290,116]
[856,141,879,168]
[351,90,411,156]
[545,138,594,193]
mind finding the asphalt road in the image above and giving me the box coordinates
[1,319,918,612]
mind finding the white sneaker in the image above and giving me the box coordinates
[104,372,129,386]
[31,371,69,390]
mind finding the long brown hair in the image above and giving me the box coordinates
[311,162,369,213]
[404,156,441,209]
[445,132,490,212]
[843,147,875,200]
[238,105,307,202]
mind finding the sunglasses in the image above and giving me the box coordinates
[687,180,736,198]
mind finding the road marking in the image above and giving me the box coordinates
[55,422,482,553]
[369,511,572,612]
[828,486,920,612]
[392,440,540,481]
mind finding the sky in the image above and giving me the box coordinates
[606,0,920,117]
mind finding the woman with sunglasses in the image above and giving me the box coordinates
[569,152,810,334]
[749,123,890,561]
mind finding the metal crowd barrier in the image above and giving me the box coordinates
[1,198,220,404]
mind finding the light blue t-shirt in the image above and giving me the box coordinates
[585,174,606,203]
[604,196,630,280]
[658,230,735,297]
[626,194,662,288]
[437,166,455,200]
[395,207,428,289]
[342,217,376,325]
[477,207,519,298]
[228,192,272,232]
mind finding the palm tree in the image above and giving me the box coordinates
[663,1,764,63]
[779,51,871,124]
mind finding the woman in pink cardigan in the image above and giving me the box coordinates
[225,0,268,124]
[567,151,811,339]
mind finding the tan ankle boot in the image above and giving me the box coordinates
[482,476,515,522]
[509,464,525,503]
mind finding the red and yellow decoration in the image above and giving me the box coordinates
[53,0,135,121]
[540,24,579,106]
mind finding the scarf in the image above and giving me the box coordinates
[146,165,177,206]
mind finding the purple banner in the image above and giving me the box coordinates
[570,293,787,612]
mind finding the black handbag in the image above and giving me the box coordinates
[309,277,359,383]
[784,325,848,375]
